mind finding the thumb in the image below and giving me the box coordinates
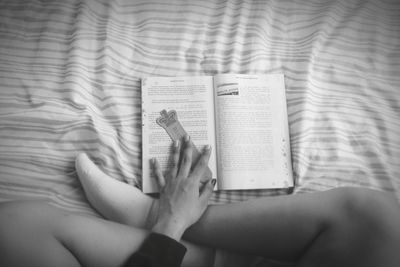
[199,179,216,205]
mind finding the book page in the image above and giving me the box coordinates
[214,74,293,190]
[142,76,217,193]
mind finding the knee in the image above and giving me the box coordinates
[332,187,400,231]
[327,188,400,265]
[298,188,400,267]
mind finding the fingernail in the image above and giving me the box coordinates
[204,145,211,152]
[211,179,216,186]
[150,158,156,165]
[184,134,190,142]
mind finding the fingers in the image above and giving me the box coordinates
[154,134,210,186]
[177,135,192,178]
[152,158,166,188]
[152,140,179,189]
[190,145,212,181]
[200,179,216,205]
[170,140,180,178]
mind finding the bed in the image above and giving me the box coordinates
[1,0,399,265]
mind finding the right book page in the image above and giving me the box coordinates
[213,74,293,190]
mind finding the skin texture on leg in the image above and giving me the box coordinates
[75,153,400,266]
[75,153,155,228]
[295,189,400,267]
[0,201,214,267]
[76,152,324,260]
[0,202,81,267]
[185,188,400,265]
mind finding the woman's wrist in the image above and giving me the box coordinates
[151,218,187,241]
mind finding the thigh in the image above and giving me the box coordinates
[0,201,80,267]
[186,187,400,264]
[0,201,151,267]
[0,201,215,267]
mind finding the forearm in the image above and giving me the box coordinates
[151,217,186,241]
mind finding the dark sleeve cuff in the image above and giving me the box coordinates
[123,232,187,267]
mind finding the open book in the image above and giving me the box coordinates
[142,74,293,193]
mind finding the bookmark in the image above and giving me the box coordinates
[156,109,212,182]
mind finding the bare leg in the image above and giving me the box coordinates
[75,153,155,228]
[0,201,214,267]
[185,188,400,264]
[76,153,400,266]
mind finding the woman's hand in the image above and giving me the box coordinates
[151,135,216,241]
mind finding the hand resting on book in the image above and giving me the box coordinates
[151,134,216,241]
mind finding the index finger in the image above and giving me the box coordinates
[177,135,193,179]
[189,145,211,182]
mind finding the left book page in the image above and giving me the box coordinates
[141,76,218,193]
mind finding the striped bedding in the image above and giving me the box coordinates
[0,0,399,221]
